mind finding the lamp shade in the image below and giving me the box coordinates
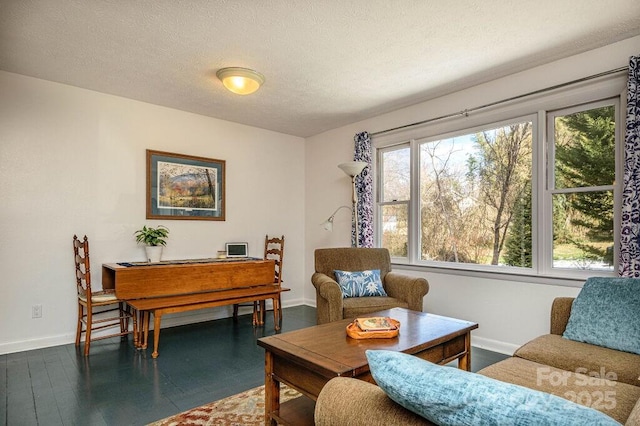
[216,67,265,95]
[338,161,367,177]
[320,206,351,232]
[321,217,334,231]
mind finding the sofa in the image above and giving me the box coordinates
[315,279,640,425]
[312,248,429,325]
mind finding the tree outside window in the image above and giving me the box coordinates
[377,98,617,275]
[419,122,532,266]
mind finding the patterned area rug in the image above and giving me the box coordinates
[148,385,301,426]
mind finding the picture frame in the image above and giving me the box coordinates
[146,149,225,221]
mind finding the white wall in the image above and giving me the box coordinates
[304,35,640,355]
[2,35,638,356]
[0,71,305,354]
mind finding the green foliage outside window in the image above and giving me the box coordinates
[380,102,615,272]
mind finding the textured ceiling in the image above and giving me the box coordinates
[1,1,639,137]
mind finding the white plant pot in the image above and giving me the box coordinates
[145,246,163,263]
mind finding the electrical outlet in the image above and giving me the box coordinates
[32,304,42,319]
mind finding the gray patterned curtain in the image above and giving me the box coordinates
[354,132,373,247]
[619,55,640,277]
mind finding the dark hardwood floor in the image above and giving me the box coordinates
[1,306,508,425]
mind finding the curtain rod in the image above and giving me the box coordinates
[370,66,628,137]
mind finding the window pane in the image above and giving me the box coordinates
[381,204,408,257]
[554,106,615,189]
[419,122,532,266]
[552,191,614,271]
[381,147,410,202]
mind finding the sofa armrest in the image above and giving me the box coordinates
[384,272,429,312]
[311,272,344,324]
[550,297,575,335]
[315,377,432,426]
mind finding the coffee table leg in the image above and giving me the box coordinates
[458,332,472,371]
[264,350,280,426]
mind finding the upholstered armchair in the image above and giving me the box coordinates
[312,248,429,324]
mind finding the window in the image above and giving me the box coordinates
[419,121,533,266]
[375,95,620,280]
[379,145,410,258]
[548,102,616,272]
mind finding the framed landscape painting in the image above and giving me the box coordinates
[146,149,225,221]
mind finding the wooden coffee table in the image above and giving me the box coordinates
[257,308,478,426]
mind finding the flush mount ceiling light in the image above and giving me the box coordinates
[216,67,265,95]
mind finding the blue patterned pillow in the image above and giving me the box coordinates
[334,269,387,298]
[563,277,640,354]
[366,350,620,426]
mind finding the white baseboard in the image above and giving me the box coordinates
[302,298,316,307]
[472,336,519,356]
[0,298,308,355]
[0,333,76,355]
[2,301,516,357]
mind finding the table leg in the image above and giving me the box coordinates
[264,350,280,426]
[458,331,472,371]
[138,310,145,348]
[256,301,265,326]
[132,308,139,348]
[259,300,267,325]
[152,312,162,358]
[272,297,280,331]
[141,311,149,349]
[119,302,126,334]
[252,301,260,326]
[136,310,145,349]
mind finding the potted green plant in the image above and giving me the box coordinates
[134,225,169,262]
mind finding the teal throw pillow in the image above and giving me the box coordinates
[334,269,387,298]
[366,350,620,426]
[563,277,640,355]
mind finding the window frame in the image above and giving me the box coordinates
[377,143,411,258]
[542,98,621,279]
[415,115,537,272]
[373,76,626,286]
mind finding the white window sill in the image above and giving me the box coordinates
[390,262,604,288]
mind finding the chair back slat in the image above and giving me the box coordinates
[264,235,284,285]
[73,235,92,301]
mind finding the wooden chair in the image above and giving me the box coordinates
[233,235,285,326]
[74,235,135,355]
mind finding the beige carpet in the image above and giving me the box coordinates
[148,384,301,426]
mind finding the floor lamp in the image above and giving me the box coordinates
[338,161,367,247]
